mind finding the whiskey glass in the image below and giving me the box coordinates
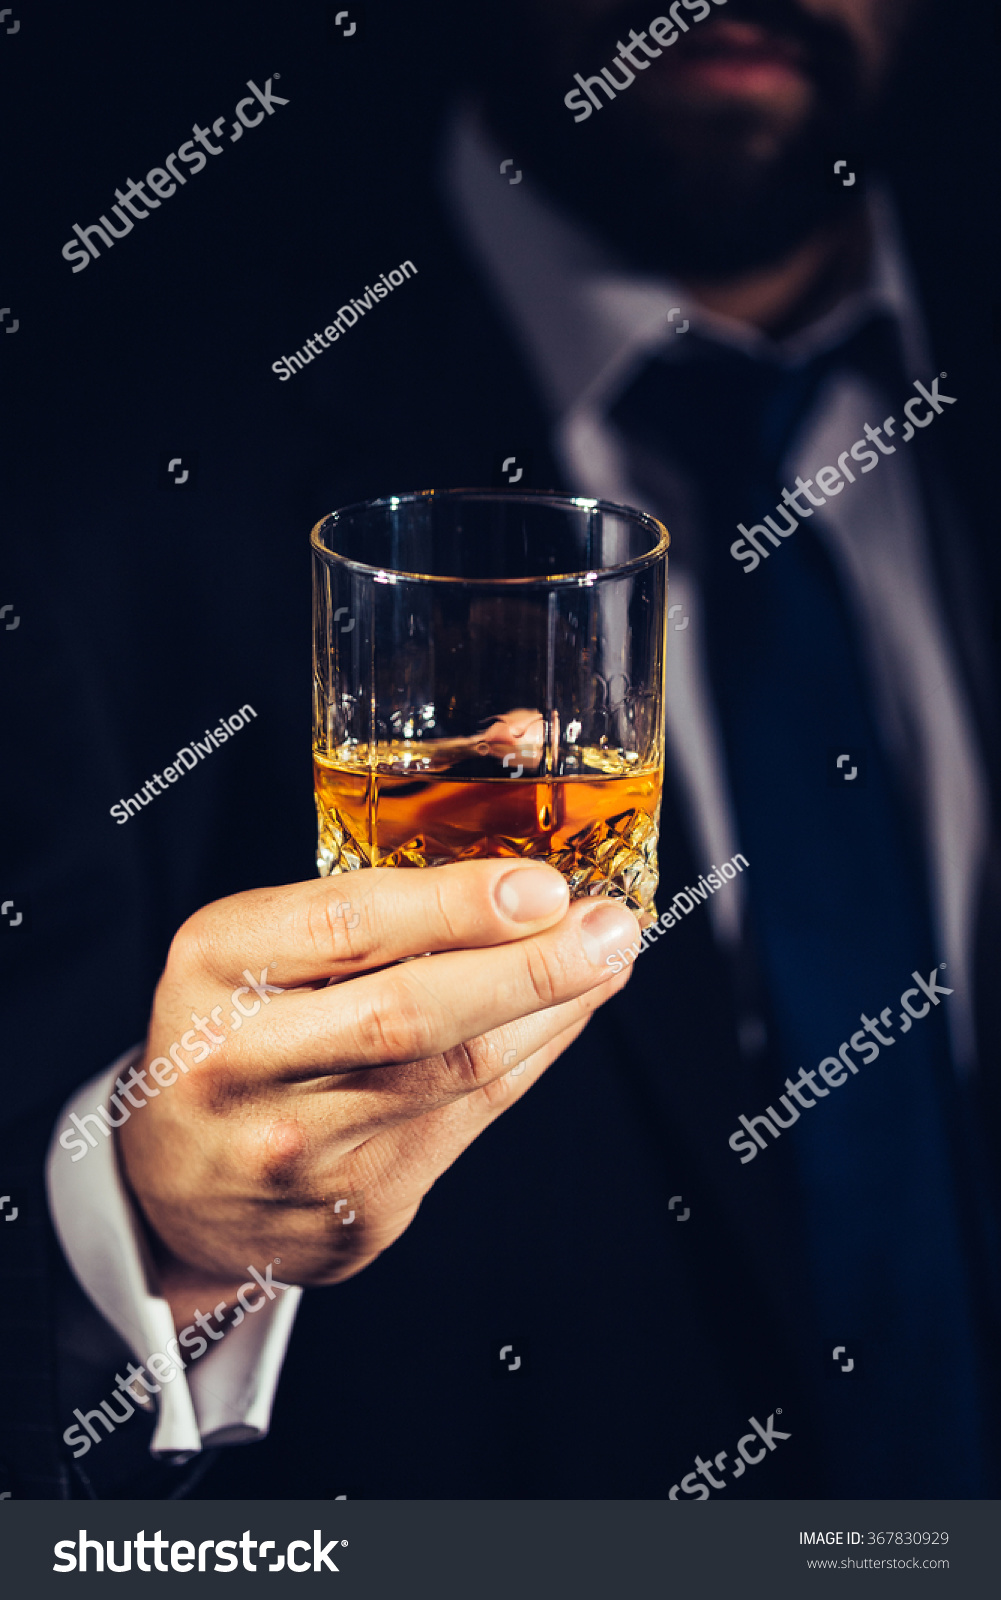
[311,489,669,915]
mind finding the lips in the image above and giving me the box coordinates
[660,19,811,98]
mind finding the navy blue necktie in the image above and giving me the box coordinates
[612,319,992,1492]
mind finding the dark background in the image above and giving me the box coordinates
[0,0,998,1503]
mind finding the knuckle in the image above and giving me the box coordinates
[303,892,368,964]
[252,1117,313,1193]
[441,1034,493,1094]
[430,876,461,943]
[475,1067,519,1112]
[350,980,435,1063]
[519,938,567,1008]
[165,908,218,978]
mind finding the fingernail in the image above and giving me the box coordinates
[580,902,639,966]
[494,866,569,923]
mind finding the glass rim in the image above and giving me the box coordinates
[310,488,669,586]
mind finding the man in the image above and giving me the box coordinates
[2,0,996,1499]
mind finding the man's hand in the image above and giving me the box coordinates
[117,862,639,1327]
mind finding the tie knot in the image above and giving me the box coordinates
[609,311,903,489]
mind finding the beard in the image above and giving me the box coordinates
[470,0,875,278]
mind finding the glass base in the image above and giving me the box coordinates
[315,797,660,916]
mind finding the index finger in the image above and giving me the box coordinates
[176,860,576,988]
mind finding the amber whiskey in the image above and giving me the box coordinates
[313,742,663,915]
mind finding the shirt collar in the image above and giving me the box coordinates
[442,104,930,421]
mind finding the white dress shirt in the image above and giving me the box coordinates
[47,1050,301,1462]
[45,104,990,1466]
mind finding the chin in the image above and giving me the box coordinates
[499,82,870,278]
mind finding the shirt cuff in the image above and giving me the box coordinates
[45,1051,302,1461]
